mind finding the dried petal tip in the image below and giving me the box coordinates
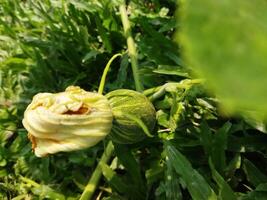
[22,86,113,157]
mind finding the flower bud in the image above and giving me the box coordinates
[22,86,113,157]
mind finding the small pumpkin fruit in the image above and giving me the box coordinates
[106,89,156,144]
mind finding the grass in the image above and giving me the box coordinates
[1,0,267,199]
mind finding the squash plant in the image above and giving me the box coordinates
[22,5,158,199]
[2,0,267,200]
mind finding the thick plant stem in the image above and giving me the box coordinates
[119,3,143,92]
[79,142,114,200]
[80,4,143,200]
[80,53,120,199]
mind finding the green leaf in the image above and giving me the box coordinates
[82,50,99,63]
[227,135,267,152]
[100,161,130,194]
[211,122,231,173]
[225,153,241,178]
[165,156,183,200]
[199,122,213,157]
[102,194,125,200]
[113,144,145,193]
[69,1,99,12]
[145,164,164,186]
[95,14,112,53]
[156,110,169,128]
[165,141,217,200]
[178,0,267,119]
[0,169,7,177]
[108,54,129,90]
[153,65,189,77]
[243,159,267,187]
[31,185,65,200]
[138,19,180,65]
[169,99,185,132]
[115,54,129,88]
[100,161,144,200]
[241,183,267,200]
[199,122,231,173]
[209,158,236,200]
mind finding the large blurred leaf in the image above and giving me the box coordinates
[178,0,267,119]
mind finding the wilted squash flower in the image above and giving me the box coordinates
[106,89,156,144]
[22,86,113,157]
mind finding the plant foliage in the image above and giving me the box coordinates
[1,0,267,200]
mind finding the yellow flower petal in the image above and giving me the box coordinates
[23,86,113,157]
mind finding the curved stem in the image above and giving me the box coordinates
[80,54,122,200]
[119,3,143,92]
[79,142,114,200]
[80,3,144,200]
[98,53,122,94]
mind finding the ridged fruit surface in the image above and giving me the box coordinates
[106,89,156,144]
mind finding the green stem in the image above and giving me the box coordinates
[79,142,114,200]
[80,3,144,199]
[98,53,122,94]
[119,3,143,92]
[144,79,204,101]
[19,176,40,188]
[80,53,123,200]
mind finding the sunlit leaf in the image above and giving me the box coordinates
[178,0,267,120]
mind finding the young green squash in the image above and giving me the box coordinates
[106,89,156,144]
